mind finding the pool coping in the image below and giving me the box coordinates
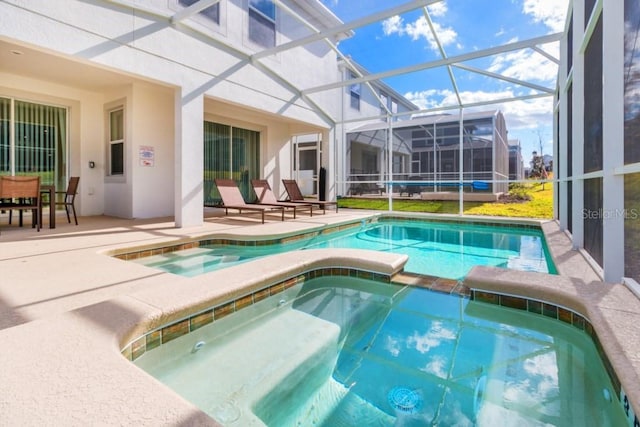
[106,212,551,264]
[1,212,638,425]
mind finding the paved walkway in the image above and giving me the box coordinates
[0,208,377,330]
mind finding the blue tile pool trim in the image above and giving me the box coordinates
[471,289,638,427]
[112,214,547,262]
[121,266,391,361]
[112,220,367,261]
[378,214,544,230]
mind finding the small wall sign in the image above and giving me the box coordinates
[139,145,154,167]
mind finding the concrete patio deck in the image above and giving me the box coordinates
[0,208,638,425]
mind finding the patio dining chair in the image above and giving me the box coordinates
[250,179,313,219]
[56,176,80,225]
[214,178,285,224]
[0,175,41,232]
[281,179,338,214]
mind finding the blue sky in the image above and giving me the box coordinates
[321,0,569,166]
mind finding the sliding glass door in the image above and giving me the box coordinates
[0,97,67,190]
[203,121,260,205]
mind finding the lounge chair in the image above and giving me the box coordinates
[250,179,313,219]
[214,178,284,223]
[282,179,338,214]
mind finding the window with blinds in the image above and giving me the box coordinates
[109,108,124,176]
[0,96,67,190]
[203,122,260,205]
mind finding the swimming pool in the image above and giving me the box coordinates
[133,276,626,426]
[133,218,556,279]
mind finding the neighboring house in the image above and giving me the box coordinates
[0,0,350,226]
[337,59,419,195]
[343,109,511,195]
[555,0,640,284]
[509,140,525,181]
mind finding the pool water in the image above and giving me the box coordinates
[134,277,626,426]
[134,219,555,279]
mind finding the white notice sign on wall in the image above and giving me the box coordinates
[139,145,154,167]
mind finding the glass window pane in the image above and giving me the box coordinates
[625,173,640,282]
[204,122,230,205]
[350,92,360,110]
[567,16,573,73]
[249,0,275,20]
[204,122,260,203]
[625,0,640,164]
[232,127,260,201]
[249,9,275,48]
[110,109,123,141]
[567,83,573,176]
[567,181,573,233]
[110,142,124,175]
[583,15,603,173]
[584,177,603,267]
[178,0,219,23]
[585,0,596,28]
[14,100,66,187]
[0,97,10,175]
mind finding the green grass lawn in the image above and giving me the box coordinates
[337,181,553,219]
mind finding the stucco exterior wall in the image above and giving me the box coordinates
[1,0,343,224]
[131,84,175,218]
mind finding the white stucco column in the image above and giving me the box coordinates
[602,0,624,282]
[174,86,204,228]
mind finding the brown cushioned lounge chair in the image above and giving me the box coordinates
[282,179,338,214]
[250,179,313,219]
[214,178,284,224]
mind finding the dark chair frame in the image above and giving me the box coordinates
[281,179,338,214]
[56,176,80,225]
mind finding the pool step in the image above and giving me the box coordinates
[140,308,341,426]
[261,376,396,426]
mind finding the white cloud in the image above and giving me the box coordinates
[404,88,454,110]
[427,2,447,17]
[522,0,569,33]
[420,354,448,378]
[488,48,558,82]
[406,321,456,354]
[404,88,554,131]
[382,15,458,52]
[382,15,403,35]
[385,335,401,357]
